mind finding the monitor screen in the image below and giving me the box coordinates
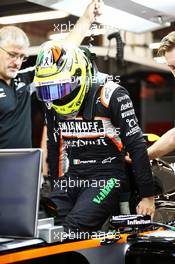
[0,149,42,238]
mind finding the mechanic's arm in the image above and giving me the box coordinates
[147,128,175,160]
[64,0,103,47]
[38,0,103,178]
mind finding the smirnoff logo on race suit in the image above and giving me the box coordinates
[54,120,121,138]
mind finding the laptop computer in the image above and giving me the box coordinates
[0,148,42,239]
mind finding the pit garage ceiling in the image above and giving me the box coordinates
[1,0,175,32]
[27,0,175,33]
[0,0,175,70]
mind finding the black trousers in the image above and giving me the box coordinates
[50,173,121,232]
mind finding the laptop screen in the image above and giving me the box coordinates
[0,149,42,238]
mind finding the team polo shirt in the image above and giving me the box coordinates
[0,67,35,148]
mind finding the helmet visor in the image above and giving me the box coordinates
[36,82,75,102]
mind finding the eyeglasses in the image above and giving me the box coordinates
[0,46,28,62]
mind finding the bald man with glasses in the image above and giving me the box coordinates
[0,46,28,63]
[0,25,32,148]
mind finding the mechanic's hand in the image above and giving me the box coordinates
[136,196,155,220]
[84,0,104,23]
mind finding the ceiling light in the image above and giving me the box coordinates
[149,42,161,49]
[49,32,69,40]
[49,27,105,41]
[153,56,166,64]
[0,10,68,24]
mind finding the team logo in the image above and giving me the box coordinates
[0,88,6,98]
[73,159,96,165]
[102,157,116,164]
